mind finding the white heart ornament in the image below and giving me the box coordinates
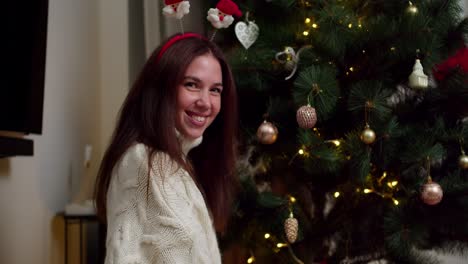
[235,21,259,49]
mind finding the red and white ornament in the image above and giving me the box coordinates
[207,0,242,29]
[162,0,190,19]
[296,104,317,129]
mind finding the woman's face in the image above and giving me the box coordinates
[175,53,223,140]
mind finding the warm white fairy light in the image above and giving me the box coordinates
[303,31,309,36]
[247,256,255,263]
[298,149,305,155]
[276,243,287,248]
[305,18,311,24]
[312,23,318,29]
[290,196,297,203]
[334,192,340,198]
[264,233,271,239]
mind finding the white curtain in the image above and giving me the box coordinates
[143,0,205,58]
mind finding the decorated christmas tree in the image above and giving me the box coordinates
[213,0,468,263]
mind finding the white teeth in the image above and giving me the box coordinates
[192,115,206,122]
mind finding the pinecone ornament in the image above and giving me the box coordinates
[284,214,299,243]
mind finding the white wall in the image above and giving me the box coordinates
[0,0,101,263]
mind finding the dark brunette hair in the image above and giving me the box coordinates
[94,33,238,232]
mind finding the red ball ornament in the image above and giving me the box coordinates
[420,178,443,205]
[296,105,317,129]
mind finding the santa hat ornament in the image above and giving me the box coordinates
[162,0,190,20]
[207,0,242,29]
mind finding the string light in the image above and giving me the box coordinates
[264,233,271,239]
[247,256,255,263]
[290,196,297,203]
[277,243,287,248]
[298,149,305,155]
[349,67,354,72]
[348,23,353,28]
[332,140,340,146]
[334,191,340,198]
[364,188,372,194]
[303,31,309,36]
[387,181,398,188]
[392,198,399,206]
[312,23,318,29]
[305,18,311,24]
[390,47,396,51]
[407,1,418,14]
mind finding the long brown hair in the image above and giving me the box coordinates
[94,33,238,232]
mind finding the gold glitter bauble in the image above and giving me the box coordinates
[284,216,298,243]
[459,154,468,170]
[360,126,376,144]
[421,179,443,205]
[256,121,278,144]
[296,105,317,129]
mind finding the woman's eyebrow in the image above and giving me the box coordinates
[184,76,223,86]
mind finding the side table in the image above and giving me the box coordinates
[59,212,106,264]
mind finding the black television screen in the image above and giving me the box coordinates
[1,1,48,134]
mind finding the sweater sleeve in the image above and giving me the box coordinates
[105,144,195,264]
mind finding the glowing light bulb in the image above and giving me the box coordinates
[277,243,287,248]
[364,189,372,194]
[334,192,340,198]
[303,31,309,36]
[348,23,353,28]
[290,196,297,203]
[332,140,340,146]
[264,233,271,239]
[407,1,418,14]
[391,181,398,186]
[305,18,311,24]
[312,23,318,29]
[298,149,304,155]
[247,256,255,263]
[393,199,399,205]
[349,67,354,72]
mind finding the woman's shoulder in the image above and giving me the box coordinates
[118,143,178,174]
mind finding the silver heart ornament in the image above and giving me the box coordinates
[235,21,259,50]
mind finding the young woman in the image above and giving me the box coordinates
[94,33,238,263]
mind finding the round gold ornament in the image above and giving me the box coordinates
[360,125,376,144]
[420,178,443,205]
[284,214,299,243]
[257,121,278,144]
[296,105,317,129]
[459,154,468,170]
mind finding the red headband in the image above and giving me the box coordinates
[156,33,207,61]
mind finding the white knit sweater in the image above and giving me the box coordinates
[104,137,222,264]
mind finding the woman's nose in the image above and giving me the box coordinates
[195,90,210,109]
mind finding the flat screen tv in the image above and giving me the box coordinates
[1,1,48,134]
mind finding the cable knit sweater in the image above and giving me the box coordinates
[104,136,222,264]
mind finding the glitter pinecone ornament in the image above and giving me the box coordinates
[256,120,278,144]
[284,213,299,243]
[296,104,317,129]
[420,177,443,205]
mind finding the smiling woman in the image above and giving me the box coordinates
[94,33,238,264]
